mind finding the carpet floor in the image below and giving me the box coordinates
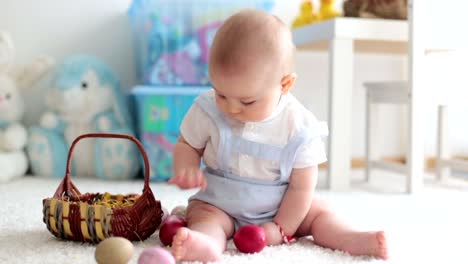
[1,171,467,264]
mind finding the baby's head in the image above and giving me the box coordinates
[209,9,296,122]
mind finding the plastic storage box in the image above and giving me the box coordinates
[128,0,275,86]
[132,86,208,181]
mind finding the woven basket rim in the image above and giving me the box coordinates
[43,192,140,207]
[48,133,153,199]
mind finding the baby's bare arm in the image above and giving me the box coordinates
[263,166,318,245]
[174,136,204,168]
[169,136,207,189]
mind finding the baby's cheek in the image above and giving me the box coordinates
[247,109,266,121]
[256,104,275,119]
[215,99,224,111]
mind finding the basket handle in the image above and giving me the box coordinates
[54,133,151,197]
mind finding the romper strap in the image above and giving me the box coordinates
[279,122,328,180]
[195,91,232,171]
[195,92,225,125]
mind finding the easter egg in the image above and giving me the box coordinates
[233,225,267,253]
[170,205,186,218]
[159,215,187,246]
[95,237,134,264]
[138,247,175,264]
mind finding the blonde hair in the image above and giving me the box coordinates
[209,9,295,81]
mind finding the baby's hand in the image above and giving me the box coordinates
[168,167,207,191]
[261,222,283,246]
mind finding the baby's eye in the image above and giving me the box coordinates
[217,94,226,99]
[241,100,256,106]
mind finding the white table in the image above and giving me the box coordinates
[292,17,425,191]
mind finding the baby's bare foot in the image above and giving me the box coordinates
[171,227,223,262]
[344,231,388,259]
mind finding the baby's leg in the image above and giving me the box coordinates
[295,197,388,259]
[171,200,235,262]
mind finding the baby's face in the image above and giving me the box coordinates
[210,66,283,123]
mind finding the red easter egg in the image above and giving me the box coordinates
[233,225,267,253]
[159,215,187,246]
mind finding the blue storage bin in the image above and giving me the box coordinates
[132,86,209,181]
[128,0,275,86]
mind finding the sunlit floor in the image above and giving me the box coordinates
[317,167,468,193]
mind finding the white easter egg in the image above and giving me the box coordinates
[95,237,134,264]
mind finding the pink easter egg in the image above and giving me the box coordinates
[138,247,175,264]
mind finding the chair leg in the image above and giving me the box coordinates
[365,93,372,182]
[436,104,451,181]
[404,103,413,193]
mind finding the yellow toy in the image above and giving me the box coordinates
[292,0,342,29]
[292,1,320,28]
[319,0,341,21]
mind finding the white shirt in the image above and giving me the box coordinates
[180,90,327,181]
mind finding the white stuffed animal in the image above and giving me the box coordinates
[0,31,54,182]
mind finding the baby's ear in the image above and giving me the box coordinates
[280,73,297,94]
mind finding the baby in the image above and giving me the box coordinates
[168,9,388,262]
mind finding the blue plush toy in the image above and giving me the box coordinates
[27,55,140,180]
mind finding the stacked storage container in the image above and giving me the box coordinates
[128,0,275,181]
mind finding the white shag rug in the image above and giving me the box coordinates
[1,171,468,264]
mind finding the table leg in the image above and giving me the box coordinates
[327,38,354,191]
[407,0,425,193]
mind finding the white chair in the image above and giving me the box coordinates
[364,81,468,193]
[436,103,468,181]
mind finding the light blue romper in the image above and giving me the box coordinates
[190,92,327,228]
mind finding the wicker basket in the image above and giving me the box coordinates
[42,133,163,243]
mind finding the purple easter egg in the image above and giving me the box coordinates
[138,247,175,264]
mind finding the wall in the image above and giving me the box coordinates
[1,0,466,157]
[0,0,136,125]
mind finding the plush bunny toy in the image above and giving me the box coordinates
[27,55,140,180]
[0,31,54,182]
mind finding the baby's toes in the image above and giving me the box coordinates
[171,227,190,260]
